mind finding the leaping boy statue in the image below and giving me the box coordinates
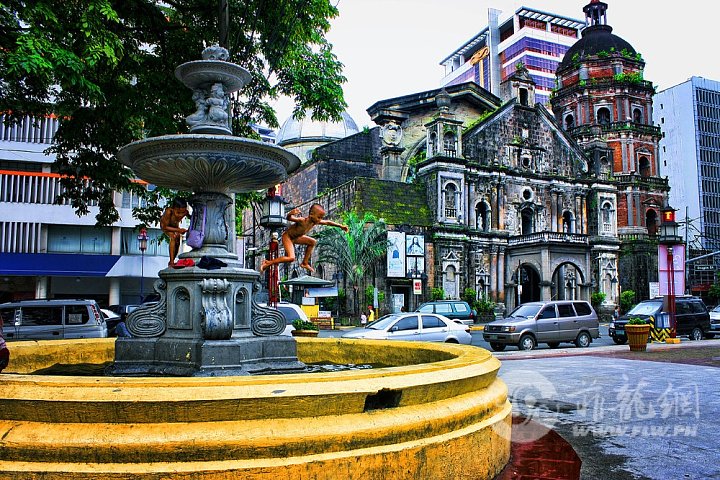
[260,204,348,274]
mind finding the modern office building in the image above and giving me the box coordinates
[0,114,168,306]
[655,77,720,250]
[440,6,585,105]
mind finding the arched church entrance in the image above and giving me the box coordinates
[515,264,541,304]
[551,262,584,300]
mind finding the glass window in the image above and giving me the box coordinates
[539,307,557,319]
[689,301,706,314]
[417,304,434,313]
[21,307,63,326]
[627,301,662,316]
[452,303,470,313]
[574,302,593,316]
[422,315,444,329]
[278,306,302,324]
[0,308,17,325]
[66,305,90,325]
[509,304,542,318]
[393,315,419,331]
[435,304,452,314]
[676,302,691,315]
[557,304,576,317]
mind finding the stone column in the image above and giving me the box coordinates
[468,182,476,229]
[626,191,633,226]
[489,248,497,299]
[109,278,121,305]
[497,249,505,302]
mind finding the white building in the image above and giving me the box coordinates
[440,6,585,105]
[0,114,168,306]
[654,77,720,250]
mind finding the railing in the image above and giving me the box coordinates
[569,121,661,137]
[508,231,589,246]
[445,207,457,218]
[613,173,669,190]
[0,114,60,144]
[0,221,42,253]
[0,170,98,206]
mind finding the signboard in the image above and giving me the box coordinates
[406,256,425,277]
[648,282,659,299]
[306,286,338,297]
[413,279,422,295]
[387,231,406,278]
[406,235,425,256]
[658,244,686,295]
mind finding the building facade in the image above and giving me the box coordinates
[549,0,668,300]
[440,6,585,105]
[0,114,168,306]
[654,76,720,295]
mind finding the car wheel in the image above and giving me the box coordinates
[612,336,627,345]
[575,331,592,348]
[690,327,703,341]
[547,342,560,349]
[445,338,459,344]
[518,334,536,351]
[489,342,506,352]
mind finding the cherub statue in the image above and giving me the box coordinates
[260,204,348,274]
[186,89,208,126]
[207,83,228,126]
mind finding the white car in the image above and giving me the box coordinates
[710,305,720,338]
[259,302,310,336]
[342,313,471,345]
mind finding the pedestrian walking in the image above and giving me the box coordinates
[360,313,367,327]
[368,305,375,323]
[0,314,9,373]
[613,305,620,321]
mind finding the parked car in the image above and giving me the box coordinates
[709,305,720,339]
[342,312,472,344]
[100,308,122,337]
[108,304,141,321]
[483,300,599,351]
[609,296,710,343]
[258,302,310,336]
[416,300,475,325]
[0,299,107,341]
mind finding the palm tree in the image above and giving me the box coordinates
[314,211,388,315]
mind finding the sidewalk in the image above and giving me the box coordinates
[497,339,720,479]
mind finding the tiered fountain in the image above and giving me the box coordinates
[0,47,512,479]
[111,45,302,376]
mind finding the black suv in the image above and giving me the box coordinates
[609,296,710,344]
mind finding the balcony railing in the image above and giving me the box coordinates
[0,170,98,206]
[569,121,661,137]
[1,114,60,144]
[508,231,589,247]
[613,173,669,190]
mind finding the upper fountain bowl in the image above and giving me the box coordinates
[117,134,300,193]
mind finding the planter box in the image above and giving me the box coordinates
[291,330,319,338]
[626,324,651,352]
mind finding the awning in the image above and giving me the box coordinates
[0,253,121,277]
[105,255,165,278]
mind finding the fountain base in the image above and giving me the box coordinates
[110,336,306,376]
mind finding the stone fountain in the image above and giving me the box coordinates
[111,45,301,376]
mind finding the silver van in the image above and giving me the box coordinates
[483,300,599,351]
[0,299,107,341]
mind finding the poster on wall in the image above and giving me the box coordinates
[387,231,406,278]
[406,256,425,277]
[406,235,425,256]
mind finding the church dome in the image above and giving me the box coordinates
[558,24,637,71]
[276,111,359,147]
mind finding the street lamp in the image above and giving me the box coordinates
[137,228,149,303]
[658,206,683,342]
[259,186,287,306]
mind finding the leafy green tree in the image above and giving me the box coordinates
[619,290,636,314]
[314,211,387,315]
[431,287,445,301]
[0,0,346,224]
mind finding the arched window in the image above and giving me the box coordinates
[476,201,491,231]
[633,108,642,124]
[562,210,575,233]
[565,114,575,130]
[444,183,457,218]
[443,265,458,299]
[521,207,534,235]
[601,201,613,234]
[639,156,651,177]
[519,88,529,106]
[443,132,457,156]
[429,132,437,157]
[597,107,611,125]
[646,209,658,236]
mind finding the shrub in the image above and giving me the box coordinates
[627,317,648,326]
[591,292,606,309]
[364,286,385,307]
[474,294,495,314]
[431,287,445,301]
[462,288,477,305]
[292,319,318,331]
[619,290,636,313]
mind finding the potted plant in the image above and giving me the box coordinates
[291,319,319,337]
[473,294,496,323]
[626,317,651,352]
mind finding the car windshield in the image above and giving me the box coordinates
[712,305,720,313]
[509,304,542,318]
[627,301,662,316]
[366,314,402,330]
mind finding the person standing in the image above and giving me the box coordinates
[368,305,375,323]
[613,305,620,321]
[360,312,367,327]
[0,315,9,373]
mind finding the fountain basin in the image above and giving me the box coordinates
[116,134,300,193]
[0,338,511,479]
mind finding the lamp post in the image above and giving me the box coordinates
[137,228,148,303]
[259,186,288,306]
[658,206,683,341]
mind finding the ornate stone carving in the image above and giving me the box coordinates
[127,280,167,337]
[250,281,285,336]
[381,122,403,147]
[505,209,518,235]
[199,278,232,340]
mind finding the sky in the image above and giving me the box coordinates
[273,0,720,129]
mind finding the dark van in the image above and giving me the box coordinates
[610,296,710,343]
[0,299,107,341]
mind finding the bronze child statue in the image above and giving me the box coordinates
[260,204,348,274]
[160,198,189,268]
